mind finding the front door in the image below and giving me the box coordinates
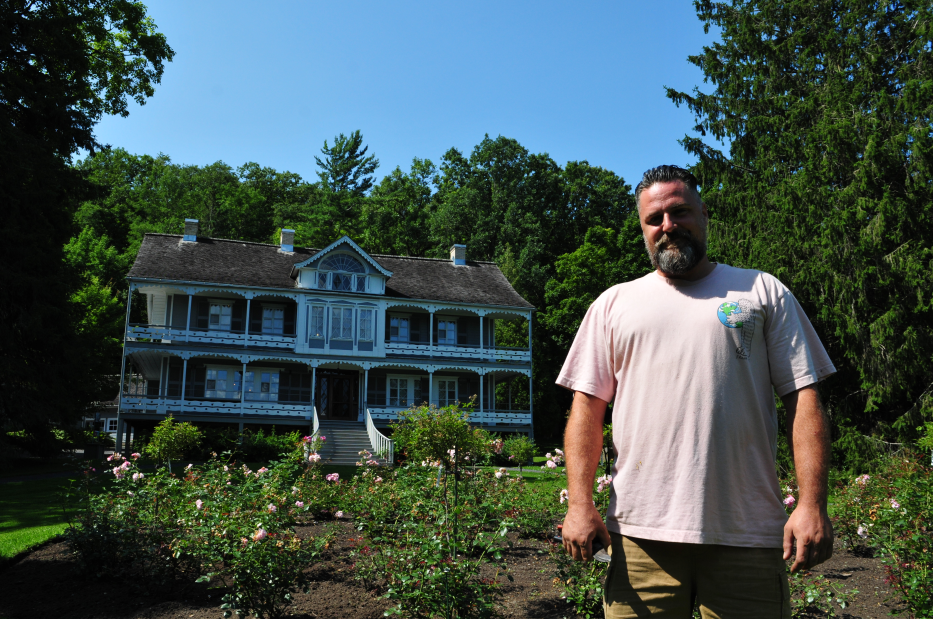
[317,370,359,420]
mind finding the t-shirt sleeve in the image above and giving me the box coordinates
[764,288,836,397]
[555,293,617,403]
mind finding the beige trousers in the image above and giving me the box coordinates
[603,533,791,619]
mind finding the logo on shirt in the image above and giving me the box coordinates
[717,300,755,360]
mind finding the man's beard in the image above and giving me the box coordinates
[645,227,707,276]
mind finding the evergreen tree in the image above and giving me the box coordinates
[666,0,933,466]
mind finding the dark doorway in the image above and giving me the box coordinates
[317,370,359,420]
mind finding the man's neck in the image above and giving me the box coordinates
[656,258,716,282]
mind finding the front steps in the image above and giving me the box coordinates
[315,420,389,466]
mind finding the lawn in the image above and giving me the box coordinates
[0,476,77,561]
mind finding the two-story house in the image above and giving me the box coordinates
[117,220,535,463]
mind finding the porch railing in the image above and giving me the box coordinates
[126,324,296,349]
[365,408,394,464]
[121,396,312,418]
[383,341,530,361]
[367,407,531,425]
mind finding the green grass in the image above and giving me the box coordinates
[0,477,77,560]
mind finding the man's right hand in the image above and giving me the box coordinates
[561,501,611,561]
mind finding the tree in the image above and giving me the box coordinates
[143,416,202,473]
[666,0,933,466]
[314,130,379,197]
[0,1,173,433]
[363,158,438,256]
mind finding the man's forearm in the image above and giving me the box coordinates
[564,391,608,506]
[783,385,830,508]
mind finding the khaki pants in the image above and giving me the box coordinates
[603,533,791,619]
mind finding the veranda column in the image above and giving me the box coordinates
[364,368,369,411]
[479,316,484,354]
[185,295,193,342]
[428,370,434,407]
[244,299,251,347]
[528,373,534,439]
[311,366,317,417]
[115,419,125,456]
[180,358,188,413]
[479,372,484,416]
[240,362,247,415]
[429,311,434,350]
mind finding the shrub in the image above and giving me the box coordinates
[143,416,202,472]
[391,402,490,469]
[832,452,932,617]
[502,435,536,473]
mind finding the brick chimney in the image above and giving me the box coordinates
[450,244,466,266]
[280,229,295,252]
[183,219,199,242]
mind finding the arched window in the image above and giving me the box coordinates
[320,254,364,273]
[318,254,367,292]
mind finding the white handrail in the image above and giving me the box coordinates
[312,405,320,437]
[365,408,394,464]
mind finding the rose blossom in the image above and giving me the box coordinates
[325,473,339,482]
[335,511,345,518]
[252,528,267,541]
[783,495,796,506]
[857,526,868,539]
[196,499,203,510]
[295,501,304,508]
[268,504,277,513]
[559,489,569,504]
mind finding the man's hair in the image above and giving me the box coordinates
[634,165,701,208]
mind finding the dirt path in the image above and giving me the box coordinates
[0,524,906,618]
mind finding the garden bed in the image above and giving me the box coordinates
[0,522,908,619]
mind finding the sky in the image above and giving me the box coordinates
[90,0,723,189]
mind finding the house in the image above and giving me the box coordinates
[117,220,535,463]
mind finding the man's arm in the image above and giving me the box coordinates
[561,391,612,561]
[782,384,833,572]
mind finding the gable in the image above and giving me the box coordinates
[293,236,392,277]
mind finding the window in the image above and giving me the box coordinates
[331,307,353,339]
[209,302,232,331]
[413,378,423,404]
[205,367,242,399]
[437,320,457,345]
[359,309,373,341]
[321,254,364,273]
[356,276,367,292]
[107,419,118,432]
[437,379,457,407]
[389,316,409,342]
[317,273,328,289]
[262,306,284,335]
[309,306,325,340]
[389,378,409,407]
[245,370,279,401]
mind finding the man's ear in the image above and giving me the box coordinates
[701,201,709,218]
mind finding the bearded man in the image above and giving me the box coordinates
[556,165,835,618]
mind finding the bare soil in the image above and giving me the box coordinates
[0,523,907,619]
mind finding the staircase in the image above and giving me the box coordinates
[315,420,387,466]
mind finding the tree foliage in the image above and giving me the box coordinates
[667,0,933,464]
[0,0,173,432]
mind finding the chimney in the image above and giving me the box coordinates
[183,219,199,242]
[280,229,295,252]
[450,244,466,266]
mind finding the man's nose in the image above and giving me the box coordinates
[661,213,677,232]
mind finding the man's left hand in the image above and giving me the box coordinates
[783,503,833,572]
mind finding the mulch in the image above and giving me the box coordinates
[0,523,908,618]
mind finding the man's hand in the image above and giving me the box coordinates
[783,503,833,572]
[562,501,612,561]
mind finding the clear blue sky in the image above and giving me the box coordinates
[90,0,722,189]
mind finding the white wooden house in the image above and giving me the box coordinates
[117,220,535,462]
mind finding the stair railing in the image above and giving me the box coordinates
[365,408,394,464]
[312,405,320,437]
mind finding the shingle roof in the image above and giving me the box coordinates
[129,234,534,309]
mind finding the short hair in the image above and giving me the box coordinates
[634,165,701,208]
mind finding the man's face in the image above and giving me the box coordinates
[638,180,709,277]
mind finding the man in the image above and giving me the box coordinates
[557,165,835,618]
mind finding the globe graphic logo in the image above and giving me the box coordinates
[717,301,744,328]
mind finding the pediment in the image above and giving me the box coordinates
[294,236,393,277]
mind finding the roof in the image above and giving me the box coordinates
[128,234,534,309]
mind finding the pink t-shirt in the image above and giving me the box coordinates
[556,264,835,548]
